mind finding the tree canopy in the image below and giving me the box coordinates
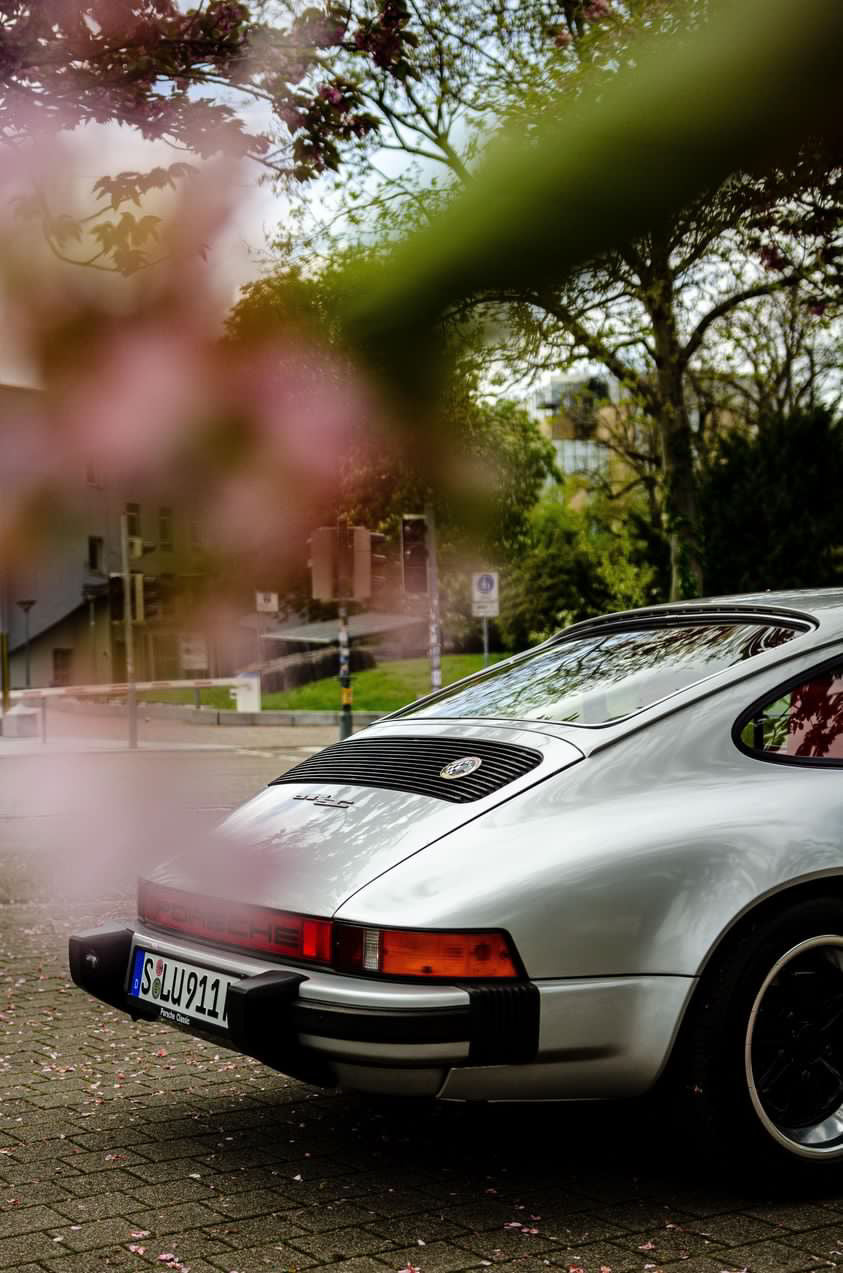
[0,1,413,270]
[228,259,559,577]
[301,0,843,598]
[700,410,843,596]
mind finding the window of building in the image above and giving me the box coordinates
[158,507,173,551]
[87,536,104,573]
[52,648,73,687]
[125,502,141,539]
[556,438,609,476]
[739,668,843,762]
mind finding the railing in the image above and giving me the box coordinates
[5,675,261,747]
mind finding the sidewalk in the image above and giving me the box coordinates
[0,712,340,756]
[0,735,242,755]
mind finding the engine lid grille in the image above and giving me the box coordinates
[271,735,543,804]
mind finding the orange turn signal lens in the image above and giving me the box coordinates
[381,929,517,978]
[333,923,519,979]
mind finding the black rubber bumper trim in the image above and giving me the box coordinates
[226,970,307,1055]
[467,982,541,1064]
[68,923,157,1019]
[293,1001,470,1044]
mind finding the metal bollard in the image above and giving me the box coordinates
[127,685,138,749]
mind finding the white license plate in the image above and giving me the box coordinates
[128,948,239,1030]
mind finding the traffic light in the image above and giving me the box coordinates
[336,524,355,600]
[108,574,124,623]
[108,573,146,622]
[132,573,145,623]
[401,515,429,595]
[309,527,336,601]
[309,526,389,601]
[352,527,372,600]
[370,532,388,600]
[143,576,162,621]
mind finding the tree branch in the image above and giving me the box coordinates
[533,292,657,408]
[681,273,802,366]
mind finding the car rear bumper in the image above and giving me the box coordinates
[68,921,693,1100]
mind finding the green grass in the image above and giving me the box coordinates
[139,686,243,710]
[140,653,505,713]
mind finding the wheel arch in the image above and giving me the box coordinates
[659,871,843,1081]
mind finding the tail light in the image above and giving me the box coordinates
[139,883,521,980]
[333,923,520,979]
[138,881,332,964]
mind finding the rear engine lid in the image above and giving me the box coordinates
[143,723,583,918]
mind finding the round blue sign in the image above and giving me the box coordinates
[477,574,495,593]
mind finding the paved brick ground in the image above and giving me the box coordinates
[4,741,843,1273]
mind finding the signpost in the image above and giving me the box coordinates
[471,572,500,667]
[15,600,35,689]
[180,635,209,674]
[254,591,279,671]
[255,591,279,614]
[120,512,138,749]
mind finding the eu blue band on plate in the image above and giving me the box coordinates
[130,948,145,997]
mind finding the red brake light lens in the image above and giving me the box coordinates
[138,882,332,963]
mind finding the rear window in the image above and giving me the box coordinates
[399,621,799,725]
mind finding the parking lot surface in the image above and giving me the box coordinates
[3,730,843,1273]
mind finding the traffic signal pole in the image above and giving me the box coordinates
[120,512,138,750]
[338,604,352,742]
[425,502,442,692]
[309,523,385,743]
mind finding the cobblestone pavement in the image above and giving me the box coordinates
[4,747,843,1273]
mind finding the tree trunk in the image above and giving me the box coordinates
[647,266,703,600]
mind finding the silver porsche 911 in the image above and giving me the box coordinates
[71,588,843,1172]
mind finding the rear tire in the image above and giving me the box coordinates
[678,897,843,1178]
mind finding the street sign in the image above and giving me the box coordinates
[180,635,209,673]
[255,590,279,614]
[471,571,499,618]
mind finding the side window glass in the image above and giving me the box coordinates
[741,671,843,761]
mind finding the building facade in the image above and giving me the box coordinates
[523,372,625,487]
[3,387,214,689]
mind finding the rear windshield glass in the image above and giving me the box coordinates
[399,622,798,725]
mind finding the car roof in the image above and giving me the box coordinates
[562,588,843,638]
